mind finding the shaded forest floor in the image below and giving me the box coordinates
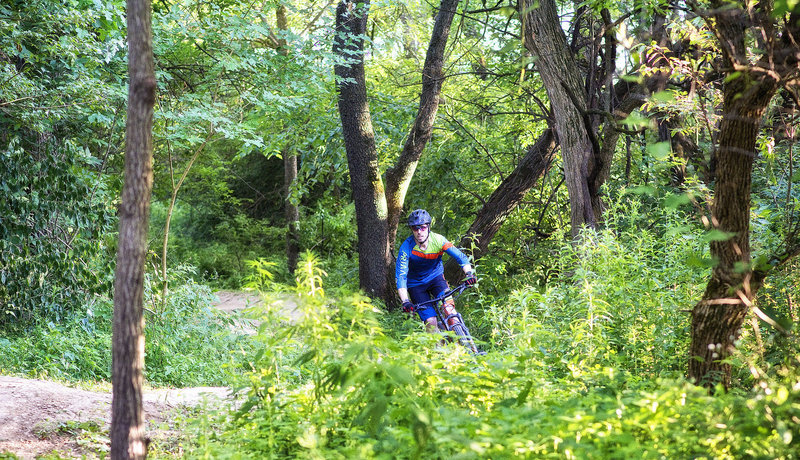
[0,290,287,459]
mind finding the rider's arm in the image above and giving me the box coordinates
[442,239,472,270]
[396,238,412,298]
[398,287,410,303]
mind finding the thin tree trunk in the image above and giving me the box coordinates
[111,0,155,457]
[285,148,300,274]
[276,5,300,275]
[161,127,211,309]
[385,0,461,251]
[334,0,460,302]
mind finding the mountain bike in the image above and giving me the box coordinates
[413,282,485,355]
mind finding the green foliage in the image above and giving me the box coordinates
[0,138,116,327]
[0,304,112,381]
[143,266,256,387]
[1,0,124,326]
[0,266,254,387]
[298,201,358,259]
[185,256,799,459]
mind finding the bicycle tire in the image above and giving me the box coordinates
[452,323,480,355]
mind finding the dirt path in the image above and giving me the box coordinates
[0,290,288,459]
[0,376,231,458]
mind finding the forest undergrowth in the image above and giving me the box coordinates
[184,233,799,459]
[1,223,798,459]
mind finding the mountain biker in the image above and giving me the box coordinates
[396,209,477,332]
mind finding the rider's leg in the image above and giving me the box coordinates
[424,316,438,333]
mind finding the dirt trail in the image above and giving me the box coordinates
[0,290,288,459]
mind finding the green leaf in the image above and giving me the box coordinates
[499,6,516,17]
[702,229,737,243]
[620,112,652,129]
[773,0,800,16]
[663,192,691,209]
[516,380,534,406]
[651,91,675,103]
[625,185,656,196]
[647,142,672,161]
[687,255,717,268]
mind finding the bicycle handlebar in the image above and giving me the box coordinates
[412,282,473,310]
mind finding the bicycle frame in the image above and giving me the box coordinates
[413,283,484,355]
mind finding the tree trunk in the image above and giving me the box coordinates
[688,76,776,387]
[444,74,648,281]
[285,148,300,275]
[160,128,211,311]
[385,0,460,251]
[333,0,389,299]
[334,0,460,302]
[444,129,557,282]
[520,0,597,238]
[111,0,155,457]
[687,1,798,388]
[270,4,300,275]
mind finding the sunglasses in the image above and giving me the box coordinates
[411,224,429,231]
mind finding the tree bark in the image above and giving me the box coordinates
[520,0,597,238]
[443,74,649,282]
[333,0,389,299]
[688,2,800,388]
[111,0,155,457]
[275,5,300,275]
[385,0,460,251]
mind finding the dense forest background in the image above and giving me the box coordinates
[2,0,799,457]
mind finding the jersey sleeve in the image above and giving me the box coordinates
[395,239,412,289]
[442,238,471,267]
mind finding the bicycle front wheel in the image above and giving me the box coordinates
[452,323,481,355]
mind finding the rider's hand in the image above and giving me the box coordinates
[464,271,477,286]
[402,300,414,313]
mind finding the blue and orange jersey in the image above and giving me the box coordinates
[396,232,470,289]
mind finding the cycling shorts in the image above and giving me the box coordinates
[408,274,449,322]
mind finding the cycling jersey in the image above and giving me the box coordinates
[396,232,470,289]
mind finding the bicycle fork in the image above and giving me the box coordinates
[437,299,484,355]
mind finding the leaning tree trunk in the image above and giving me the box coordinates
[333,0,460,302]
[444,129,557,282]
[111,0,155,457]
[333,0,389,299]
[443,77,644,282]
[520,0,597,238]
[383,0,460,296]
[385,0,460,251]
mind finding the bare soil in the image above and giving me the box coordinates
[0,290,286,459]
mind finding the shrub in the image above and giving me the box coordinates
[0,138,116,327]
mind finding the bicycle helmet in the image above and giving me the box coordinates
[407,209,432,227]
